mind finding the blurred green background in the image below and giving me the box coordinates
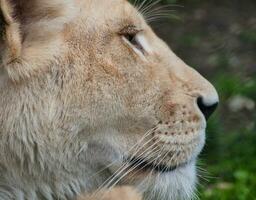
[132,0,256,199]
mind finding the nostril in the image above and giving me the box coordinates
[197,97,218,120]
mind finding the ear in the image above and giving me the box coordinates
[0,0,22,70]
[0,0,76,82]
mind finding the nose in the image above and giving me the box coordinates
[197,97,218,120]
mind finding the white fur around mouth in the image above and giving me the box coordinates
[137,161,197,200]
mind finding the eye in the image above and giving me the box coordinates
[120,26,144,52]
[123,32,137,46]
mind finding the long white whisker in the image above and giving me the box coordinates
[93,148,159,200]
[125,141,174,184]
[144,10,176,19]
[123,148,163,182]
[86,127,156,182]
[105,146,162,193]
[140,0,161,16]
[137,0,148,12]
[92,135,159,197]
[101,139,159,189]
[144,4,177,17]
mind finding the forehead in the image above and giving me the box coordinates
[81,0,145,29]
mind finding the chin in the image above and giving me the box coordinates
[135,161,197,200]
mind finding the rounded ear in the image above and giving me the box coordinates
[0,0,22,69]
[0,0,76,82]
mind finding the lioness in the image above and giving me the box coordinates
[0,0,219,200]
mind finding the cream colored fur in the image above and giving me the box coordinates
[79,187,142,200]
[0,0,218,200]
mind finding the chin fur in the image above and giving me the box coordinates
[136,162,197,200]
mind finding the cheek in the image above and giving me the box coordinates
[123,85,160,123]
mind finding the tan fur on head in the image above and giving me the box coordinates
[0,0,219,200]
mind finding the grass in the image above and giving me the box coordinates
[198,73,256,200]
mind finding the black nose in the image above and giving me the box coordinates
[197,97,218,120]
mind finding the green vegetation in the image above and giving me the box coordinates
[130,0,256,199]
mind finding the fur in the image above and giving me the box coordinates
[0,0,218,199]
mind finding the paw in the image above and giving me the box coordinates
[78,186,142,200]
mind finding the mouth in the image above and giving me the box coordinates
[128,157,189,173]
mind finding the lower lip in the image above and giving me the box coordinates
[128,157,188,173]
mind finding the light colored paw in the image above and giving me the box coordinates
[78,186,142,200]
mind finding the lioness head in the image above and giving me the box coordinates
[0,0,218,199]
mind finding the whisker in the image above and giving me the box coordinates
[94,148,159,200]
[146,16,172,23]
[144,4,183,13]
[137,0,148,12]
[140,0,161,15]
[133,0,139,7]
[125,142,172,182]
[144,8,177,17]
[123,148,163,182]
[103,139,159,187]
[141,2,183,23]
[86,127,155,181]
[92,135,159,197]
[146,13,175,20]
[102,136,160,185]
[105,146,162,193]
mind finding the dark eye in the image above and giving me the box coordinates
[123,32,144,52]
[120,26,144,52]
[124,33,138,46]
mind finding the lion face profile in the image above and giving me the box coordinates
[0,0,219,199]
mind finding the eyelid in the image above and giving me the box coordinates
[119,25,142,35]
